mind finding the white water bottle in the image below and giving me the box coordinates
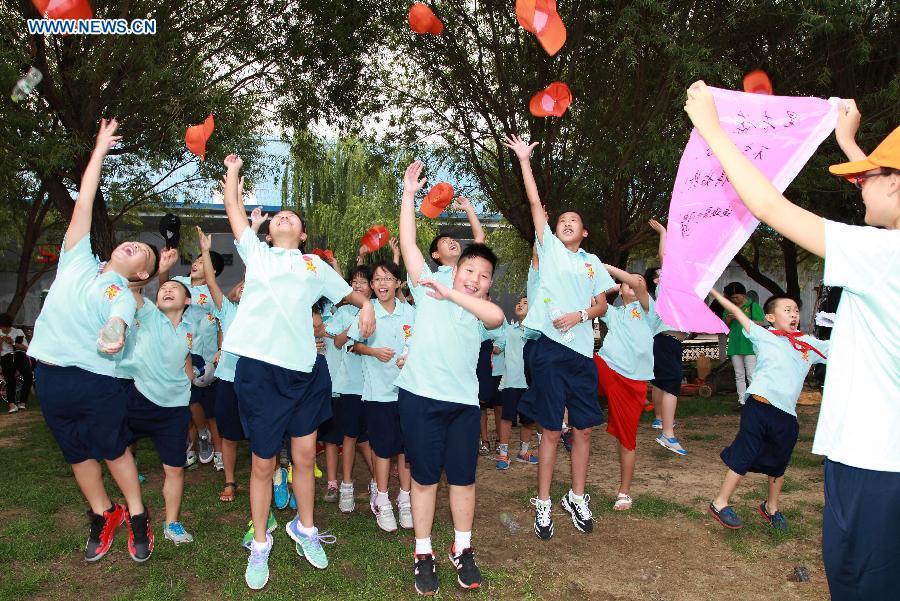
[11,67,42,103]
[544,298,574,343]
[97,318,125,351]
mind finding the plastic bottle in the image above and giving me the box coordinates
[11,67,42,103]
[544,298,574,342]
[97,318,124,350]
[499,512,520,534]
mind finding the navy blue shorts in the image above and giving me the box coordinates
[365,401,404,459]
[317,396,343,445]
[189,354,218,418]
[479,376,501,408]
[720,399,798,477]
[523,338,535,387]
[234,355,332,459]
[215,379,246,441]
[340,393,368,440]
[36,364,131,464]
[499,388,535,426]
[398,389,480,486]
[823,459,900,601]
[527,334,603,431]
[125,384,191,468]
[651,334,683,396]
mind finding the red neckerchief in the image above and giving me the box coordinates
[770,330,827,360]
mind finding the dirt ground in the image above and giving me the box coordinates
[456,403,830,600]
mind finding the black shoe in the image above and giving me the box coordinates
[561,492,594,533]
[530,497,554,540]
[413,553,439,596]
[84,504,126,562]
[126,510,154,562]
[449,546,482,589]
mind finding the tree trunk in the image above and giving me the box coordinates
[5,186,55,319]
[42,171,116,260]
[733,253,784,296]
[781,238,801,299]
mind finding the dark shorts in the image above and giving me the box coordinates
[189,354,218,418]
[234,355,332,459]
[36,363,131,464]
[651,334,683,396]
[479,376,502,409]
[523,338,536,387]
[317,396,343,445]
[499,388,535,426]
[365,401,404,459]
[527,334,603,431]
[125,384,191,468]
[823,459,900,601]
[720,399,799,477]
[339,393,367,440]
[215,379,246,441]
[398,388,480,486]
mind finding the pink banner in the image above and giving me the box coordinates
[656,87,839,334]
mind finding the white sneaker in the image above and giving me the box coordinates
[185,450,198,469]
[213,452,224,471]
[16,403,25,410]
[376,503,398,532]
[369,481,379,516]
[198,430,213,463]
[7,405,17,414]
[397,499,413,530]
[338,482,355,513]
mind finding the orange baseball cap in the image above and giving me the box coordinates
[516,0,566,56]
[185,114,215,161]
[829,126,900,178]
[409,3,444,35]
[421,182,455,218]
[360,226,391,253]
[743,69,773,95]
[529,82,572,117]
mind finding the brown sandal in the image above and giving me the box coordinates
[219,482,237,502]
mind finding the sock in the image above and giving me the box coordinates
[251,537,269,552]
[453,530,471,553]
[327,479,338,488]
[498,443,509,456]
[376,490,389,507]
[520,442,530,454]
[397,489,411,504]
[297,522,316,536]
[340,481,353,490]
[569,489,584,504]
[536,496,551,506]
[415,537,432,555]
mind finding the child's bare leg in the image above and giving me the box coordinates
[411,480,438,538]
[374,455,391,495]
[221,439,238,484]
[71,459,113,515]
[207,417,222,454]
[493,406,503,442]
[397,453,411,492]
[290,433,317,528]
[358,440,375,479]
[480,410,488,443]
[249,454,276,542]
[660,391,679,438]
[617,443,636,496]
[341,435,357,484]
[766,475,785,513]
[325,443,339,482]
[105,450,145,516]
[652,386,663,421]
[570,427,592,495]
[712,469,743,509]
[162,465,184,524]
[537,429,561,499]
[498,419,512,446]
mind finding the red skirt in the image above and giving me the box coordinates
[595,355,647,451]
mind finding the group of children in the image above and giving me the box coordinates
[25,89,899,599]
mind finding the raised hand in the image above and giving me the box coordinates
[224,153,243,172]
[418,277,452,300]
[836,99,861,143]
[648,219,666,234]
[196,226,212,251]
[452,196,471,212]
[159,248,179,273]
[250,206,269,228]
[683,81,721,136]
[94,118,122,155]
[502,134,539,161]
[403,160,427,194]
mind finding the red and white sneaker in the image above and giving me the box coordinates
[84,503,126,562]
[126,509,154,562]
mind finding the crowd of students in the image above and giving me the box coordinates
[21,89,899,599]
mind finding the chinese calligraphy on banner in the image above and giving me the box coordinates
[656,87,839,334]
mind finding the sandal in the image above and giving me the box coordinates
[219,482,237,503]
[613,493,633,511]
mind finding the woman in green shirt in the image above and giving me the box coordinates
[722,282,765,404]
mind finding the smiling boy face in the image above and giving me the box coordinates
[452,256,493,298]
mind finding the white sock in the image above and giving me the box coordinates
[454,529,471,552]
[520,442,530,454]
[536,497,551,506]
[251,537,269,552]
[397,489,411,504]
[415,537,432,555]
[498,443,509,456]
[340,481,353,490]
[297,522,316,536]
[376,490,389,507]
[569,489,584,503]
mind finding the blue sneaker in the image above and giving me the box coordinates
[273,467,290,510]
[289,492,297,510]
[244,533,272,590]
[496,455,510,470]
[285,517,336,569]
[515,450,539,465]
[757,502,788,531]
[708,502,742,529]
[655,434,688,456]
[651,418,662,429]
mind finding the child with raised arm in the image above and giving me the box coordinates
[220,154,375,591]
[646,219,689,455]
[686,84,898,600]
[707,289,827,530]
[595,266,655,511]
[119,280,197,547]
[28,119,167,563]
[348,260,416,533]
[428,195,486,271]
[197,212,265,503]
[503,135,616,541]
[395,161,504,596]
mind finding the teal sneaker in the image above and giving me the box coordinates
[273,467,290,510]
[285,517,336,569]
[244,533,272,590]
[242,510,278,549]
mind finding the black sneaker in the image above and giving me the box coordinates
[561,492,594,533]
[126,510,154,562]
[530,497,554,540]
[414,553,439,596]
[449,545,482,589]
[85,503,126,562]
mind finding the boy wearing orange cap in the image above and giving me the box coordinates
[685,84,898,601]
